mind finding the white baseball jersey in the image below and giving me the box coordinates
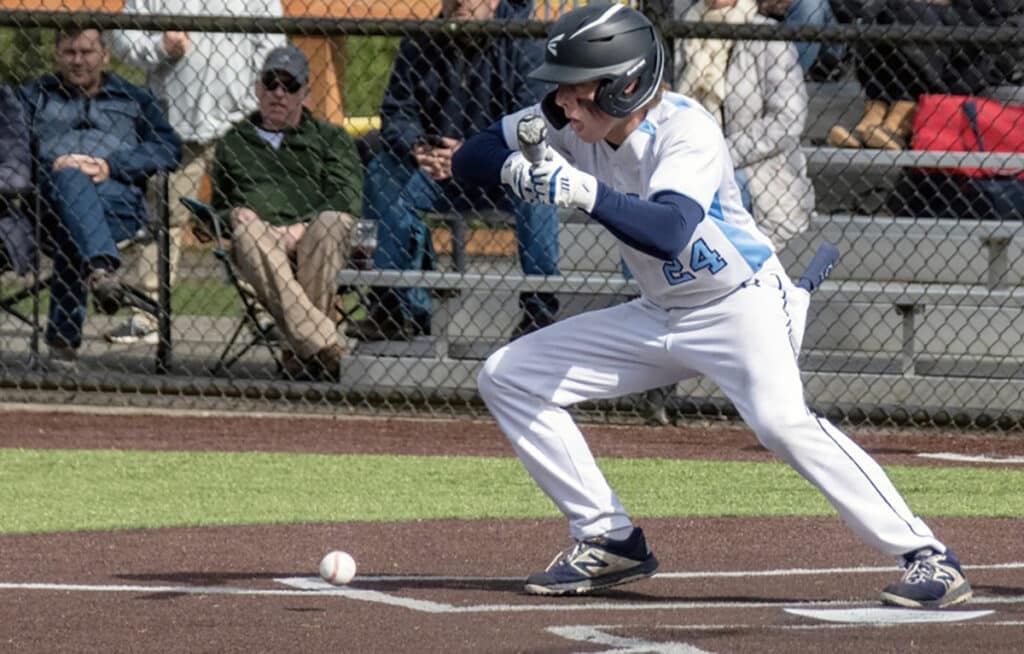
[501,92,785,309]
[482,93,944,560]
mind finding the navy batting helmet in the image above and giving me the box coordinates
[529,3,665,118]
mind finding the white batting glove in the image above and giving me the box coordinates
[526,149,598,212]
[500,151,532,202]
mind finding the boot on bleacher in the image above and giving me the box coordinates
[863,100,916,151]
[827,99,888,148]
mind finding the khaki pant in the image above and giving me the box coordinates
[231,211,355,358]
[121,141,216,329]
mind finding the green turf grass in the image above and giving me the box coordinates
[3,449,1022,534]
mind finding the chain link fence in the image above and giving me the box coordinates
[1,1,1023,428]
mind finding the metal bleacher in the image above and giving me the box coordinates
[333,80,1024,420]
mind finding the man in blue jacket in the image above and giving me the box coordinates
[351,0,560,341]
[0,85,33,277]
[20,28,182,367]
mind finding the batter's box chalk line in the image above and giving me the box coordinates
[275,574,1024,615]
[784,607,994,624]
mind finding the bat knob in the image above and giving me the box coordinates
[517,114,548,164]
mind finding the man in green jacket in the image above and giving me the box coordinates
[211,45,361,381]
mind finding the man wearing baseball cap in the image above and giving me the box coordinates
[108,1,286,347]
[260,44,309,86]
[205,45,363,381]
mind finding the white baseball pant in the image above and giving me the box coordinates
[478,273,943,558]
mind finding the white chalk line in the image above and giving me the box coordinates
[548,625,715,654]
[3,558,1024,615]
[547,616,1024,654]
[305,560,1024,583]
[5,578,1022,616]
[917,452,1024,464]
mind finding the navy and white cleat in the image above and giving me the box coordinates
[880,547,973,609]
[524,527,659,596]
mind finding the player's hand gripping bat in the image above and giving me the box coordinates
[512,114,598,211]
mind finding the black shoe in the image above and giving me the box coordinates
[281,344,346,382]
[88,267,124,315]
[807,49,849,83]
[346,306,419,342]
[46,341,79,372]
[510,310,555,340]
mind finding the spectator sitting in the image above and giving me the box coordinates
[350,0,561,342]
[19,28,182,368]
[210,45,361,382]
[0,84,33,277]
[676,0,815,249]
[107,0,287,346]
[826,0,999,151]
[674,0,843,75]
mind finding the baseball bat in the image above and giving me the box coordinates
[517,114,548,164]
[796,242,841,293]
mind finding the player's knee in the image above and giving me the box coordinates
[477,347,513,404]
[747,408,810,455]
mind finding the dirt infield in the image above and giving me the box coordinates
[1,408,1023,653]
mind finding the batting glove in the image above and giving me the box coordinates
[526,149,599,213]
[500,151,532,202]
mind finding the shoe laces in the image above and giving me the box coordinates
[546,537,609,571]
[903,557,938,584]
[545,540,584,570]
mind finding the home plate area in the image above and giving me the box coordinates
[275,562,1024,653]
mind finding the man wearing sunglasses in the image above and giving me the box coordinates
[108,0,286,347]
[209,45,363,381]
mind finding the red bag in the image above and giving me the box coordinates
[912,94,1024,180]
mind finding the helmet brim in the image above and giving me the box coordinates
[529,61,632,85]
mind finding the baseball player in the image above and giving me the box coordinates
[451,3,971,608]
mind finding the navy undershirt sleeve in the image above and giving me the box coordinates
[451,121,510,188]
[589,184,704,261]
[452,124,704,261]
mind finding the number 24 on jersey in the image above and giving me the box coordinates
[662,239,727,285]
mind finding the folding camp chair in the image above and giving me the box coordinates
[179,196,282,375]
[0,85,172,371]
[1,179,171,368]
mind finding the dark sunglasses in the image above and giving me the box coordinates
[261,74,303,94]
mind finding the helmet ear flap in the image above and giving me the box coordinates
[593,77,630,118]
[594,38,665,118]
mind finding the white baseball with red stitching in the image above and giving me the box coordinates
[319,550,357,585]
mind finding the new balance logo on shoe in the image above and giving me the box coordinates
[574,553,610,575]
[524,527,659,596]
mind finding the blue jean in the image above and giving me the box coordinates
[364,152,560,332]
[786,0,844,71]
[40,168,146,348]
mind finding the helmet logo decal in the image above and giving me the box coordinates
[626,58,646,77]
[547,33,564,56]
[569,3,624,39]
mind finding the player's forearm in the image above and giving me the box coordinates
[588,187,704,261]
[451,123,510,188]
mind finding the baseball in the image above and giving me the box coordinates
[319,550,357,585]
